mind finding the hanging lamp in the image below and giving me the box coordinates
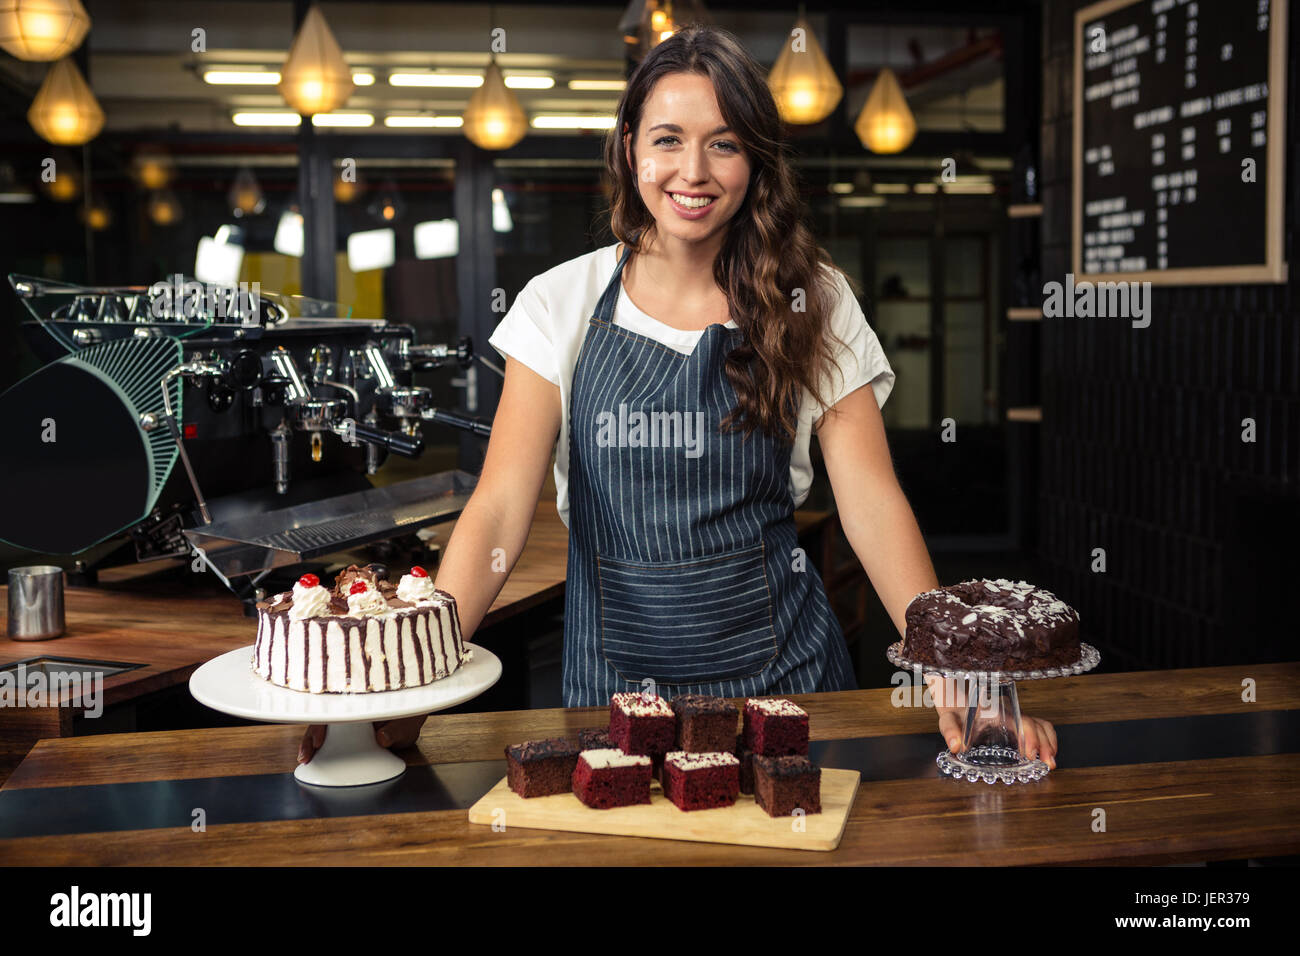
[27,56,103,145]
[462,59,527,150]
[854,66,915,154]
[768,11,842,125]
[278,4,354,115]
[0,0,90,61]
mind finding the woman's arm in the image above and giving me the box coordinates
[434,355,562,638]
[814,384,937,636]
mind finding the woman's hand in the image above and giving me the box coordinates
[297,714,430,764]
[926,675,1058,768]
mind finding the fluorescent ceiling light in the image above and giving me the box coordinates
[503,75,554,89]
[204,69,281,85]
[913,182,938,194]
[232,111,302,127]
[838,196,887,208]
[384,114,463,128]
[829,182,855,195]
[568,78,626,91]
[531,115,616,130]
[873,183,910,194]
[311,112,374,127]
[941,182,996,194]
[351,72,375,85]
[390,72,482,88]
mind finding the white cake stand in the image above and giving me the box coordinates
[886,641,1100,785]
[189,643,502,787]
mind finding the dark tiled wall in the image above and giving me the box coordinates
[1039,1,1299,669]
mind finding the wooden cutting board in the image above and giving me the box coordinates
[466,768,860,851]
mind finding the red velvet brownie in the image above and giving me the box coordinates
[753,754,821,817]
[571,749,653,809]
[609,692,675,756]
[672,694,739,753]
[733,733,756,795]
[505,738,580,798]
[578,727,616,751]
[662,751,740,811]
[743,698,809,756]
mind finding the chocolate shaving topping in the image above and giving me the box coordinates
[333,564,380,595]
[506,738,580,763]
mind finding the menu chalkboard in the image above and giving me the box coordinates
[1073,0,1287,283]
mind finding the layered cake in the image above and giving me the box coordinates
[902,578,1081,671]
[252,564,471,693]
[753,755,821,818]
[609,691,675,756]
[743,698,810,756]
[506,739,580,798]
[662,751,740,811]
[672,694,739,753]
[571,749,653,809]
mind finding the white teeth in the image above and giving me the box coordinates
[669,193,715,209]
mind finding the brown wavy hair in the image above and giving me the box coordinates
[601,24,851,445]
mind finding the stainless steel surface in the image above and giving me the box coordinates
[7,566,65,641]
[182,469,478,579]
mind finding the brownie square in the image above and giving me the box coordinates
[578,727,616,751]
[571,749,653,809]
[743,698,809,756]
[663,751,740,811]
[609,692,675,756]
[733,732,756,795]
[505,738,580,798]
[672,694,739,753]
[753,754,821,817]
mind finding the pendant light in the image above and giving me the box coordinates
[147,190,182,226]
[0,0,90,61]
[27,56,103,145]
[81,194,110,230]
[855,66,915,154]
[278,4,354,116]
[768,10,842,126]
[131,150,174,190]
[462,59,526,150]
[334,168,364,203]
[228,166,265,217]
[40,159,79,201]
[367,179,405,223]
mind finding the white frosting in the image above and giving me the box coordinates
[665,751,739,771]
[746,697,806,717]
[347,586,389,617]
[396,572,437,603]
[288,584,331,620]
[580,748,651,769]
[611,691,672,717]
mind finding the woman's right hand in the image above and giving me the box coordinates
[298,715,431,764]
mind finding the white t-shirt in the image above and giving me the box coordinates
[488,242,895,528]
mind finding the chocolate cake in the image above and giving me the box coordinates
[609,692,675,756]
[505,738,581,798]
[578,727,616,751]
[743,698,809,756]
[753,755,821,817]
[902,578,1081,671]
[662,751,740,811]
[571,749,653,809]
[672,694,739,753]
[252,564,470,693]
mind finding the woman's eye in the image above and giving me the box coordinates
[653,135,739,153]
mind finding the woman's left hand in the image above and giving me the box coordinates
[936,706,1058,769]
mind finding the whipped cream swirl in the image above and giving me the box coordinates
[288,583,332,620]
[396,572,437,604]
[347,585,390,617]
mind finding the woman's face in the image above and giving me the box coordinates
[625,72,751,245]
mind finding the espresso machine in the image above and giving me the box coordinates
[1,273,494,607]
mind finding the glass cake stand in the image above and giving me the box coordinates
[885,641,1100,785]
[190,644,501,787]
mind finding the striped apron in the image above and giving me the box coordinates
[561,242,858,706]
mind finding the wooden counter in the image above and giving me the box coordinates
[1,662,1297,865]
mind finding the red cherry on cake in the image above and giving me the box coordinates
[297,573,320,588]
[349,580,369,595]
[409,565,428,578]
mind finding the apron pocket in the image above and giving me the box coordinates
[596,542,779,684]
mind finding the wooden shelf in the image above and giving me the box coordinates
[1007,203,1043,218]
[1006,406,1042,422]
[1006,306,1042,321]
